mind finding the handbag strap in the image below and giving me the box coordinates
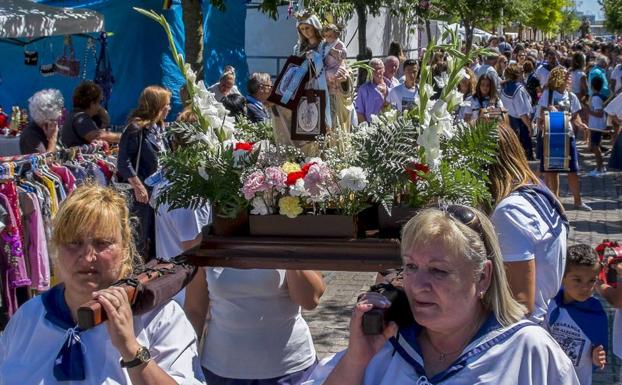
[134,129,143,175]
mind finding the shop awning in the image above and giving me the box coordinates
[0,0,104,40]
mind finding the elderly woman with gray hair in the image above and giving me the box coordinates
[19,89,64,155]
[304,206,579,384]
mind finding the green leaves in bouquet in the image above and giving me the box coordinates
[352,114,419,213]
[235,116,275,143]
[408,120,498,210]
[156,129,254,218]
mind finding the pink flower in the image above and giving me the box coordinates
[264,166,287,189]
[242,171,268,199]
[304,163,333,197]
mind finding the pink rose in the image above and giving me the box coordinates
[242,171,268,199]
[304,163,333,197]
[264,166,287,189]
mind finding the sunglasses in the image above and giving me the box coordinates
[444,205,492,257]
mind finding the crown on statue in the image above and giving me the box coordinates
[295,10,313,21]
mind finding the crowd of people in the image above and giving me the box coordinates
[3,11,622,385]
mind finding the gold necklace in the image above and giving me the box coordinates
[422,313,486,362]
[422,331,466,362]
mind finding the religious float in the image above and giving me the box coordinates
[135,8,499,272]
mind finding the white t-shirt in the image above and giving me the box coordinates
[535,65,551,88]
[491,192,567,323]
[202,268,316,379]
[0,298,205,385]
[501,84,532,118]
[387,84,419,112]
[466,96,505,121]
[571,70,586,95]
[588,95,607,131]
[544,301,595,385]
[611,64,622,94]
[302,319,579,385]
[536,89,582,120]
[605,92,622,119]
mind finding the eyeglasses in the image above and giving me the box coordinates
[260,83,273,89]
[444,205,491,257]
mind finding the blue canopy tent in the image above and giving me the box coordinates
[0,0,249,126]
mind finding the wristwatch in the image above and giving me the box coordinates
[120,345,151,368]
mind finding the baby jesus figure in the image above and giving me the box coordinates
[321,24,348,94]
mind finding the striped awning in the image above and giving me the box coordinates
[0,0,104,39]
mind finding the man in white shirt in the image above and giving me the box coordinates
[383,56,401,89]
[387,59,419,113]
[534,49,559,89]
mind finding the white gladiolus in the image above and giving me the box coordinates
[338,167,368,192]
[197,166,210,181]
[250,196,270,215]
[184,63,197,85]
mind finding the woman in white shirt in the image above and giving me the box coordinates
[0,185,205,385]
[489,124,568,324]
[303,206,577,385]
[500,63,534,160]
[537,66,591,211]
[184,266,325,384]
[570,52,589,134]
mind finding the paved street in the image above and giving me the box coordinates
[304,141,622,384]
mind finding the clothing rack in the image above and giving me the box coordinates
[0,143,110,179]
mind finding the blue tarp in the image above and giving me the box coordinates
[203,2,249,95]
[0,0,248,125]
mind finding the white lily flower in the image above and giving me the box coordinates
[184,63,197,85]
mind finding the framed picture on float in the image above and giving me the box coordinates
[291,89,326,140]
[268,55,309,110]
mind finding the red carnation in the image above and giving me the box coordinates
[286,171,306,186]
[235,142,254,152]
[301,162,316,174]
[405,163,430,182]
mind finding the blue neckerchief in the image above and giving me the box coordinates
[246,95,264,110]
[549,289,608,352]
[515,183,569,234]
[390,315,533,384]
[502,81,522,98]
[41,284,86,381]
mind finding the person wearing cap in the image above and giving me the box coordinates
[208,66,241,102]
[476,48,501,92]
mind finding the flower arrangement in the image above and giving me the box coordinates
[241,156,369,219]
[138,8,499,228]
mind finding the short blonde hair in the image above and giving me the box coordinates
[51,184,140,279]
[401,207,526,327]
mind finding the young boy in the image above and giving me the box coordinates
[545,244,608,385]
[588,76,607,176]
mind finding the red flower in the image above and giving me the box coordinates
[405,163,430,182]
[301,162,315,174]
[235,142,254,152]
[286,171,306,186]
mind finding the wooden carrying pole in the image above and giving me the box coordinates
[184,236,402,272]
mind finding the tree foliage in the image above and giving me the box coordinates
[430,0,507,52]
[527,0,571,35]
[601,0,622,33]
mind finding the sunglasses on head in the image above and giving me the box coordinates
[444,205,492,257]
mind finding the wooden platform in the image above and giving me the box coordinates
[185,236,402,272]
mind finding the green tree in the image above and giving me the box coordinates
[527,0,570,36]
[600,0,622,33]
[559,7,582,39]
[430,0,507,52]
